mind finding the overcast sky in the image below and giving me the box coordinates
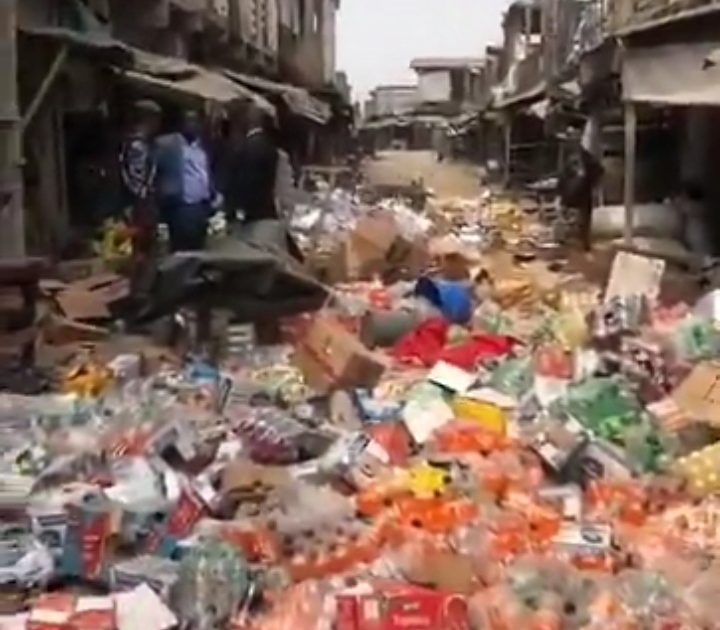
[337,0,506,102]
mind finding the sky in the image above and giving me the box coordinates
[337,0,506,102]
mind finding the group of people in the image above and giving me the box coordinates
[119,100,293,287]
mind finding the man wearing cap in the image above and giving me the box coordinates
[119,100,161,291]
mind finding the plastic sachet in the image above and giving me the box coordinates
[559,378,641,443]
[489,355,534,400]
[612,569,691,628]
[227,405,332,465]
[240,581,329,630]
[671,315,720,362]
[176,539,250,630]
[593,294,646,339]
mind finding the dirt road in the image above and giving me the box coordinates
[363,151,480,199]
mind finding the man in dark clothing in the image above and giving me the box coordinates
[229,106,280,224]
[559,140,603,251]
[228,107,303,261]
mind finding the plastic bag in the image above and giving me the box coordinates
[176,539,250,630]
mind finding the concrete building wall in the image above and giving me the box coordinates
[371,86,417,117]
[279,0,337,87]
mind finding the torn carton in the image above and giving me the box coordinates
[293,316,386,393]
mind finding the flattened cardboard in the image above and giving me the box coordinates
[293,316,386,393]
[56,290,111,320]
[605,252,665,302]
[672,361,720,426]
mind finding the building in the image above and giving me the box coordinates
[278,0,340,89]
[366,85,417,119]
[410,57,485,116]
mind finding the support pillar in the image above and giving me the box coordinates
[0,0,23,257]
[623,102,636,245]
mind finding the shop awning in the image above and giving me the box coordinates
[494,81,546,109]
[622,41,720,105]
[224,70,331,124]
[118,51,275,114]
[20,25,133,65]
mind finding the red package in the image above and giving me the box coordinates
[69,599,116,630]
[336,582,469,630]
[534,344,573,379]
[28,593,76,630]
[367,422,411,466]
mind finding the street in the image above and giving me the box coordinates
[363,150,481,198]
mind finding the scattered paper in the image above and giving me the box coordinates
[427,361,475,394]
[114,584,177,630]
[402,397,454,444]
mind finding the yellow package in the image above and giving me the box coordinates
[405,463,448,498]
[553,306,589,350]
[675,443,720,497]
[452,397,507,435]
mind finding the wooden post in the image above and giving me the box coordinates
[623,102,636,245]
[21,45,68,133]
[504,117,512,186]
[0,0,23,257]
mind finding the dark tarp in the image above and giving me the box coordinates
[134,238,327,323]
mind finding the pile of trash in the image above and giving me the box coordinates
[6,191,720,630]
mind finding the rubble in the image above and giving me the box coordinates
[4,188,720,629]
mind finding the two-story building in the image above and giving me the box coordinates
[410,57,485,116]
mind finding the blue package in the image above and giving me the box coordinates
[414,277,473,325]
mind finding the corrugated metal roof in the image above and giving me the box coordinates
[118,50,275,113]
[224,70,331,124]
[19,25,133,65]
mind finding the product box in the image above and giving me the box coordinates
[144,485,208,558]
[336,582,469,630]
[60,493,113,582]
[293,316,386,393]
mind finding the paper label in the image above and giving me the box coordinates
[427,361,475,394]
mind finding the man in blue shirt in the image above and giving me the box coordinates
[156,110,218,252]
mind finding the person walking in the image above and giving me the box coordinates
[156,110,219,252]
[119,100,161,290]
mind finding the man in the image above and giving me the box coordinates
[156,110,218,252]
[119,100,161,288]
[558,131,603,251]
[229,106,303,261]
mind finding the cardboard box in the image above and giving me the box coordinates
[336,582,469,630]
[293,316,386,393]
[672,361,720,426]
[61,493,113,582]
[346,214,414,280]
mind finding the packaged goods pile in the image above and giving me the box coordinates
[4,193,720,629]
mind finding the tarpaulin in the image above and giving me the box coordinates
[391,318,516,369]
[133,238,327,323]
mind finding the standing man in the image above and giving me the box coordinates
[228,106,280,227]
[558,129,603,251]
[228,106,302,261]
[156,110,219,252]
[119,100,161,290]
